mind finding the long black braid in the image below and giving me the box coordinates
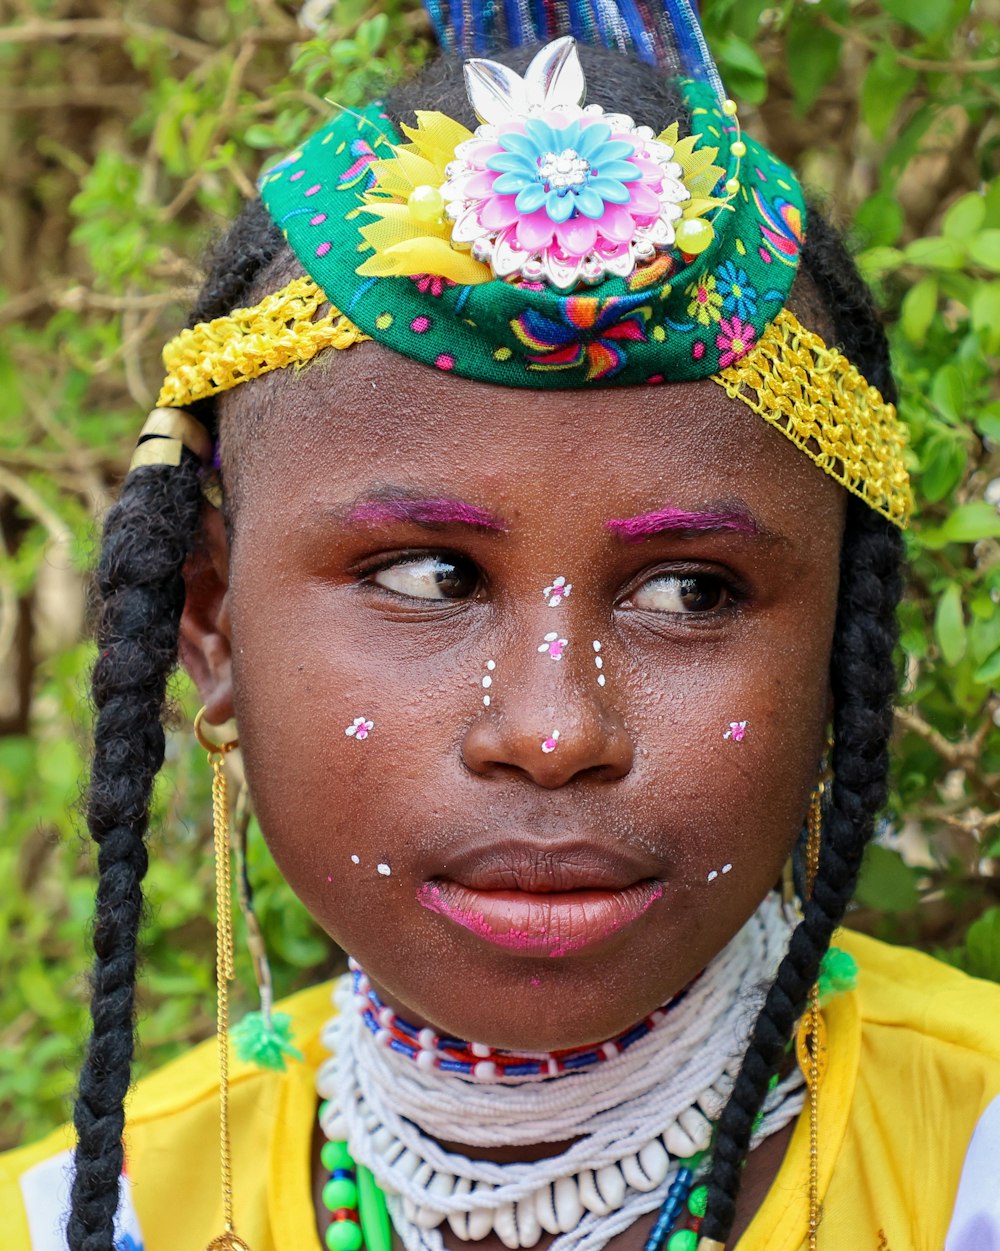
[67,52,904,1251]
[66,209,283,1251]
[698,213,904,1244]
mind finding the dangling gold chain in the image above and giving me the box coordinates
[195,709,253,1251]
[793,778,828,1251]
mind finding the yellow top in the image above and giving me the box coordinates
[4,931,1000,1251]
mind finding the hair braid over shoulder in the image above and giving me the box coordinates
[67,212,287,1251]
[697,217,905,1244]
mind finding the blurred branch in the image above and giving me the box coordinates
[895,704,995,771]
[816,14,1000,74]
[0,466,71,545]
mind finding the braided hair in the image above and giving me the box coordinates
[67,52,903,1251]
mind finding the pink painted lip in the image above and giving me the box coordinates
[417,879,663,958]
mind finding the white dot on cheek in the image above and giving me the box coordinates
[377,863,391,876]
[483,694,491,706]
[351,854,360,865]
[482,675,492,688]
[722,863,732,874]
[707,870,718,882]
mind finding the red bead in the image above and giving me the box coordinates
[330,1209,360,1224]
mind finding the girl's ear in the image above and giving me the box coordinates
[180,503,235,724]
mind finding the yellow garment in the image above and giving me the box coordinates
[4,931,1000,1251]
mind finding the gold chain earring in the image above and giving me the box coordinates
[193,707,253,1251]
[795,763,830,1251]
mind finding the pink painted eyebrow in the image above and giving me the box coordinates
[605,505,760,543]
[346,496,508,532]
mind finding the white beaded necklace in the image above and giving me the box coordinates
[316,894,804,1251]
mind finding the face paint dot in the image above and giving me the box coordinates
[707,870,719,882]
[538,632,567,659]
[541,731,560,753]
[482,675,492,688]
[593,641,602,652]
[543,576,572,607]
[377,863,391,876]
[595,656,603,669]
[351,855,360,864]
[597,674,606,686]
[486,660,496,671]
[722,863,733,874]
[345,717,374,740]
[483,694,491,707]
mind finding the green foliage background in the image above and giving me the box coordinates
[1,0,998,1152]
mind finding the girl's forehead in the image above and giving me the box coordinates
[224,339,846,535]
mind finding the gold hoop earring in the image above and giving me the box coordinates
[193,708,252,1251]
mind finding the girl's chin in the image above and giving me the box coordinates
[364,957,683,1053]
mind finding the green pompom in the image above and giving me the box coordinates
[687,1184,708,1218]
[818,947,858,1005]
[667,1231,698,1251]
[232,1010,304,1071]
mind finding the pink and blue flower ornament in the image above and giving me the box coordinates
[440,38,714,290]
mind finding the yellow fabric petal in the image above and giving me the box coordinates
[401,111,474,173]
[359,201,452,243]
[356,236,491,284]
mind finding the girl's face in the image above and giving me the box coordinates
[184,336,845,1051]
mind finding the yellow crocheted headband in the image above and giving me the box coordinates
[153,275,911,528]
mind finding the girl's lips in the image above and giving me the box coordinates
[417,879,664,958]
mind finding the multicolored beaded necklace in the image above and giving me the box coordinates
[349,958,697,1081]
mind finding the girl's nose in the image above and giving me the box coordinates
[461,636,634,787]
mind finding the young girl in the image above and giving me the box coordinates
[3,5,1000,1251]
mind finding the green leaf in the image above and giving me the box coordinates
[857,246,904,281]
[934,581,966,665]
[942,192,987,239]
[962,909,1000,981]
[930,363,967,423]
[900,276,938,346]
[920,502,1000,547]
[786,12,842,114]
[713,34,768,104]
[880,0,953,36]
[904,236,967,270]
[969,229,1000,273]
[919,431,966,501]
[853,191,904,248]
[855,845,920,913]
[973,648,1000,686]
[861,49,917,141]
[971,283,1000,351]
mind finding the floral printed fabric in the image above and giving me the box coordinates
[259,78,805,389]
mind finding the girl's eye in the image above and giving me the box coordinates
[369,555,479,601]
[625,573,729,615]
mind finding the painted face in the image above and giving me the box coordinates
[186,330,845,1052]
